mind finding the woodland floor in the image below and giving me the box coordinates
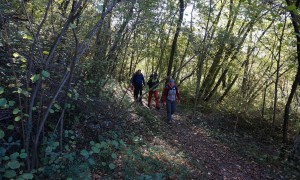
[112,93,299,179]
[82,89,300,179]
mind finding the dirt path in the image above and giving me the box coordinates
[136,102,281,179]
[167,113,277,179]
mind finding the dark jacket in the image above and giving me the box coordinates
[131,73,145,87]
[147,78,159,91]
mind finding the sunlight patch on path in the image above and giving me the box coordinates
[138,136,194,171]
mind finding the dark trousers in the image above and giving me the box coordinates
[166,100,176,122]
[134,86,143,101]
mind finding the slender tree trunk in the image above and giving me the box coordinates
[241,33,252,96]
[118,33,132,81]
[283,0,300,143]
[166,0,184,79]
[218,74,238,102]
[178,69,196,86]
[284,71,300,142]
[174,1,194,81]
[119,53,128,81]
[106,4,134,74]
[205,69,228,101]
[261,83,268,121]
[128,31,137,77]
[199,0,238,97]
[240,19,275,98]
[272,15,287,128]
[205,16,257,101]
[248,67,292,105]
[194,0,213,112]
[156,12,177,73]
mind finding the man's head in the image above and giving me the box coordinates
[153,72,158,79]
[137,69,141,74]
[169,79,175,86]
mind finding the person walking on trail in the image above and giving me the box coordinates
[163,79,180,124]
[131,69,145,102]
[147,72,160,109]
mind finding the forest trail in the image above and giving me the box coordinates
[126,97,281,179]
[157,110,275,179]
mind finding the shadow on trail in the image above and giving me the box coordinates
[125,101,281,179]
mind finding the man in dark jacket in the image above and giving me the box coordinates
[147,72,160,109]
[131,69,145,102]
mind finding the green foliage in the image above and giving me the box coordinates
[0,148,33,179]
[4,170,17,178]
[30,74,39,83]
[0,129,4,139]
[80,149,89,158]
[43,51,49,55]
[20,173,34,179]
[14,116,21,122]
[109,163,116,170]
[65,162,91,180]
[0,98,7,107]
[287,5,297,11]
[7,160,21,169]
[13,108,20,114]
[41,70,50,78]
[7,125,14,130]
[25,129,127,178]
[137,173,165,180]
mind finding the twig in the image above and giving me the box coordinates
[234,116,239,136]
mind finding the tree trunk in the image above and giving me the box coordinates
[205,69,228,101]
[174,1,195,82]
[204,16,257,101]
[106,4,134,75]
[241,34,252,96]
[261,83,268,121]
[199,0,239,98]
[166,0,184,79]
[283,70,300,142]
[156,12,176,73]
[128,31,137,77]
[194,0,213,111]
[218,74,238,102]
[283,0,300,143]
[272,15,286,129]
